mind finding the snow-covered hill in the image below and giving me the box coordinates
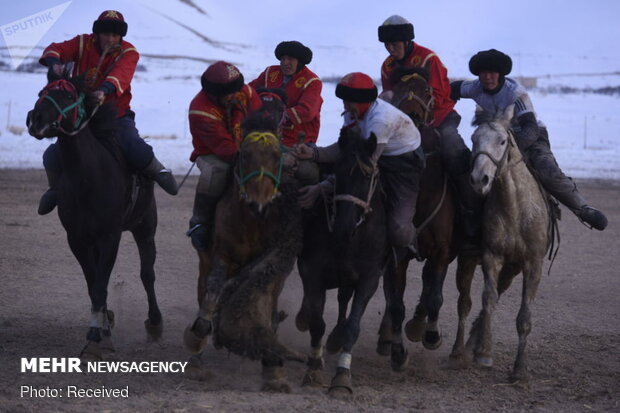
[1,0,619,178]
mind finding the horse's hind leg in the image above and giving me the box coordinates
[450,253,477,368]
[131,211,163,340]
[302,288,327,387]
[420,256,450,350]
[511,261,542,383]
[325,286,354,354]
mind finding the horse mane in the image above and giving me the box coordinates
[390,66,430,85]
[471,110,499,126]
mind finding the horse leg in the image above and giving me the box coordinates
[325,286,354,354]
[405,268,431,343]
[302,288,327,387]
[449,253,478,368]
[420,255,450,350]
[329,274,381,397]
[510,261,542,383]
[377,258,407,357]
[467,253,502,368]
[131,210,163,340]
[385,259,409,371]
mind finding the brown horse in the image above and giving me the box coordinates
[183,97,303,391]
[378,69,478,355]
[454,106,550,382]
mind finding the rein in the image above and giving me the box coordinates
[332,155,380,228]
[236,131,283,198]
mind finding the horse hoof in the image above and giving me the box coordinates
[329,371,353,398]
[144,318,163,340]
[509,367,529,384]
[106,310,115,329]
[423,331,442,350]
[390,346,409,372]
[295,310,309,332]
[405,318,425,342]
[448,353,468,370]
[184,356,211,382]
[80,341,102,363]
[302,368,325,387]
[262,379,291,393]
[475,355,493,368]
[376,340,391,356]
[183,325,207,354]
[99,333,115,354]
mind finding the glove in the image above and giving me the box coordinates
[91,90,105,105]
[295,143,316,160]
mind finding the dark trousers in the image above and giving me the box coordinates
[436,110,472,176]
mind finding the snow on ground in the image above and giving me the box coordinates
[0,0,619,179]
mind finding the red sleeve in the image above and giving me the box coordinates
[105,45,139,96]
[39,35,82,65]
[286,78,322,125]
[380,58,393,91]
[427,55,452,105]
[189,110,238,163]
[245,85,262,112]
[249,70,267,90]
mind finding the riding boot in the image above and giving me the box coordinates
[186,193,219,251]
[38,166,60,215]
[142,156,179,195]
[454,173,483,249]
[576,206,608,231]
[548,186,608,231]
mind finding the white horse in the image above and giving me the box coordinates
[460,105,551,382]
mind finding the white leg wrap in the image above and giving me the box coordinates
[90,310,105,328]
[337,352,352,370]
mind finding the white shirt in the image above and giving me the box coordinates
[343,99,420,156]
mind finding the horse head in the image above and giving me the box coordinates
[332,127,380,243]
[236,97,286,215]
[388,67,434,128]
[27,72,99,139]
[470,105,516,195]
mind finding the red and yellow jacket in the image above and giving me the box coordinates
[250,65,322,147]
[40,34,139,118]
[188,84,262,163]
[381,43,454,127]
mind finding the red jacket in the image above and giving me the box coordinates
[40,34,139,118]
[250,65,322,147]
[188,84,262,163]
[381,43,454,127]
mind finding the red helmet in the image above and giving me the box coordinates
[92,10,127,36]
[335,72,378,103]
[201,61,244,97]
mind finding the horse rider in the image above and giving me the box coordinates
[296,72,425,258]
[451,49,608,230]
[37,10,178,215]
[377,14,481,244]
[187,61,262,250]
[250,40,322,184]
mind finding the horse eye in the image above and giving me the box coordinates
[501,140,507,145]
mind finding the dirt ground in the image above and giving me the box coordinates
[0,169,618,413]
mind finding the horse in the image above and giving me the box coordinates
[183,92,304,392]
[378,69,479,356]
[295,127,393,396]
[26,73,162,359]
[454,105,550,382]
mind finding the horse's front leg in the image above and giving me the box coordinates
[419,254,450,350]
[131,211,162,340]
[329,273,381,398]
[380,258,409,371]
[466,253,502,367]
[325,286,354,354]
[299,288,327,387]
[511,261,542,383]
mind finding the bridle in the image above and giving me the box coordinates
[236,131,283,200]
[392,73,434,127]
[471,128,522,179]
[332,153,380,228]
[36,80,99,136]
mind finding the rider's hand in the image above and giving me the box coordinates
[298,184,322,209]
[282,151,298,173]
[295,143,316,160]
[91,90,105,105]
[49,64,64,78]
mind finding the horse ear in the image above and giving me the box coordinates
[501,104,515,127]
[367,132,378,155]
[337,126,350,149]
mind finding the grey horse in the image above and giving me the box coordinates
[453,105,551,382]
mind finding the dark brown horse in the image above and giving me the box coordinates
[26,74,162,359]
[183,95,303,391]
[378,69,478,355]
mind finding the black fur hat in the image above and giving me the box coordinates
[469,49,513,76]
[378,15,414,42]
[92,10,128,37]
[274,41,313,65]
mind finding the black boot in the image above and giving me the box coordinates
[143,156,178,195]
[576,206,608,231]
[186,193,219,251]
[454,173,483,251]
[38,167,60,215]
